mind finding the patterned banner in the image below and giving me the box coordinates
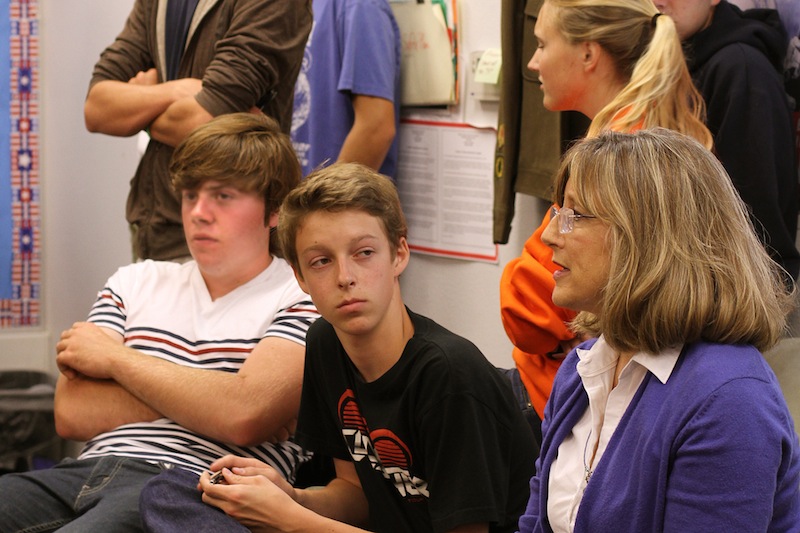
[0,0,39,327]
[0,0,10,299]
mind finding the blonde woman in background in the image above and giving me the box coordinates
[499,0,712,447]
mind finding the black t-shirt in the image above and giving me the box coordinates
[295,309,536,533]
[164,0,199,81]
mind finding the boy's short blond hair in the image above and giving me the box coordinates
[278,163,407,274]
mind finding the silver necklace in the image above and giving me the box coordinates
[583,429,594,483]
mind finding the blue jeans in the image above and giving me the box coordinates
[0,456,164,533]
[139,467,249,533]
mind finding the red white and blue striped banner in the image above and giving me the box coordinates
[0,0,39,327]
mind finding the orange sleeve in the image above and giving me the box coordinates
[500,208,577,354]
[500,209,578,419]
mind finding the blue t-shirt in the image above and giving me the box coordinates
[291,0,401,178]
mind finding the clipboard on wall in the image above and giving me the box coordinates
[391,0,458,106]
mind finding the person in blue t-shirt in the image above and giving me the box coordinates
[291,0,402,179]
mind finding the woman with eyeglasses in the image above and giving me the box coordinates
[517,128,800,532]
[500,0,713,448]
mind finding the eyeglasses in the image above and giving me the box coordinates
[550,206,596,234]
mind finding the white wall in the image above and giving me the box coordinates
[0,0,546,373]
[403,197,541,366]
[0,1,138,373]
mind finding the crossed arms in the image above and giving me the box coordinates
[54,321,304,447]
[83,0,311,148]
[84,69,212,147]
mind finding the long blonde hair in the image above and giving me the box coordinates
[547,0,713,148]
[553,129,792,353]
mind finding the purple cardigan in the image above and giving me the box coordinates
[518,340,800,532]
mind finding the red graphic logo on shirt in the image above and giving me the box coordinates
[338,390,429,499]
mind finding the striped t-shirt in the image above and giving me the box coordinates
[77,258,318,480]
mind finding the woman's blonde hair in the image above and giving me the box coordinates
[547,0,713,148]
[554,129,792,353]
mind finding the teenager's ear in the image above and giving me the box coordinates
[267,211,280,228]
[394,237,410,277]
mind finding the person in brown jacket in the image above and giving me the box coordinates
[84,0,311,261]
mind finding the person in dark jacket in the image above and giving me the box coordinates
[655,0,799,283]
